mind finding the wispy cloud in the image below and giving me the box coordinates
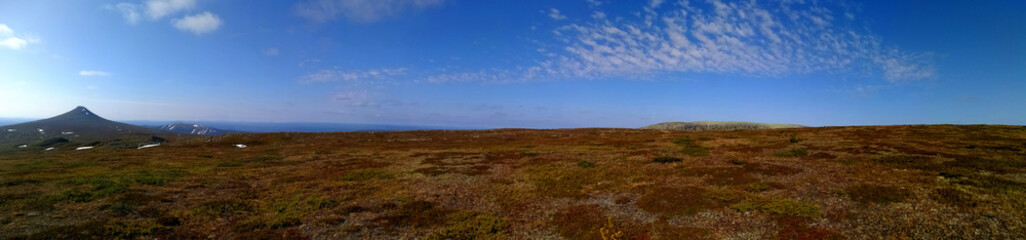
[419,69,526,84]
[299,68,408,84]
[295,0,444,23]
[108,3,143,24]
[331,90,379,107]
[108,0,196,24]
[79,70,111,77]
[0,24,13,36]
[548,8,567,20]
[0,24,37,50]
[417,0,934,84]
[541,0,935,81]
[262,47,280,56]
[172,12,222,35]
[146,0,196,20]
[875,52,936,82]
[107,0,222,35]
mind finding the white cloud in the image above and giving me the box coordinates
[0,24,36,50]
[108,0,196,24]
[421,70,521,84]
[648,0,665,9]
[548,8,567,20]
[173,12,222,35]
[262,47,280,56]
[298,0,933,85]
[331,90,379,107]
[875,52,936,82]
[0,24,12,36]
[295,0,444,23]
[0,37,28,50]
[540,0,935,81]
[300,68,408,84]
[108,3,143,24]
[146,0,196,20]
[79,70,111,77]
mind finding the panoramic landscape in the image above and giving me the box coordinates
[2,0,1025,239]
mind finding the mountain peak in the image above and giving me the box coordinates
[0,106,170,148]
[56,106,103,120]
[74,106,92,114]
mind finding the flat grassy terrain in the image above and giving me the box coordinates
[2,125,1025,239]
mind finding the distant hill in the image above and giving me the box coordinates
[152,123,237,136]
[0,106,171,150]
[642,121,805,131]
[125,120,460,133]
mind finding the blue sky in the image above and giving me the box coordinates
[1,0,1023,128]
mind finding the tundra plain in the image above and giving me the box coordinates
[2,125,1025,239]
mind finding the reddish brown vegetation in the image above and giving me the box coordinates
[1,125,1025,239]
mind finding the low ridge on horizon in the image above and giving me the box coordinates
[642,121,806,131]
[153,122,237,136]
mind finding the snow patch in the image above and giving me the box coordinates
[17,144,27,148]
[76,146,94,150]
[234,144,247,149]
[45,147,55,151]
[61,131,75,135]
[138,143,161,149]
[193,124,200,127]
[6,129,15,132]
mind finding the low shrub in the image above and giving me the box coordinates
[425,212,508,240]
[933,188,977,208]
[132,170,187,186]
[774,148,808,158]
[702,167,759,186]
[636,187,710,216]
[845,184,911,204]
[341,169,394,182]
[730,197,822,218]
[552,204,606,240]
[0,178,41,187]
[373,200,453,228]
[763,199,823,217]
[788,134,802,144]
[674,138,710,157]
[107,201,137,215]
[652,156,683,163]
[192,199,254,219]
[576,160,597,168]
[745,182,772,192]
[58,177,130,203]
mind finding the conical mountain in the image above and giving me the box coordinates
[1,106,170,148]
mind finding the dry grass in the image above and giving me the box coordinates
[1,125,1025,239]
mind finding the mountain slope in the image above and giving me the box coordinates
[642,121,805,131]
[0,106,170,148]
[153,123,236,136]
